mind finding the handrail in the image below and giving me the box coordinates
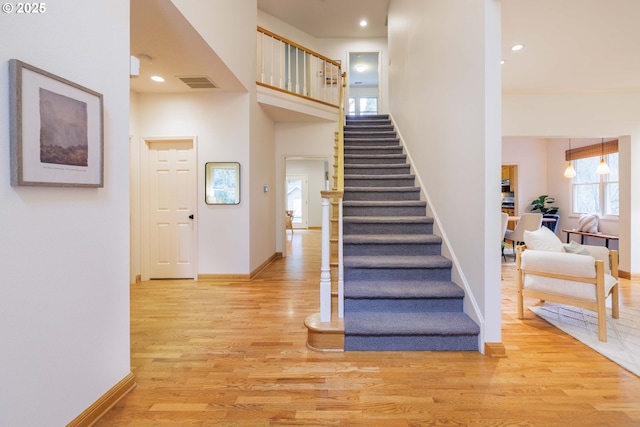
[318,71,346,322]
[257,27,342,108]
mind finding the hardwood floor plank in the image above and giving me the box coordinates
[95,231,640,426]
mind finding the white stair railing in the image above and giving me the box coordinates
[257,27,341,107]
[319,73,346,322]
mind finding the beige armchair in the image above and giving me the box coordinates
[516,226,619,342]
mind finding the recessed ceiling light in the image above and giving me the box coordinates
[355,64,366,72]
[511,44,524,51]
[501,60,505,65]
[151,75,165,82]
[360,19,367,27]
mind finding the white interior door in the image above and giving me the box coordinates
[286,174,308,229]
[147,139,196,279]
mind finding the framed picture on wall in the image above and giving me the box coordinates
[205,162,240,205]
[9,59,104,187]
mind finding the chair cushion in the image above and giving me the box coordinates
[523,226,564,252]
[520,249,617,302]
[577,213,599,233]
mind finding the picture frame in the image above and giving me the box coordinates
[205,162,240,205]
[9,59,104,187]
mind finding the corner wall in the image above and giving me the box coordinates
[0,1,131,424]
[387,0,503,344]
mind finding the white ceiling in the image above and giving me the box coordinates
[131,0,640,94]
[257,0,390,38]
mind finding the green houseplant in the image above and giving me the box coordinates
[530,195,559,214]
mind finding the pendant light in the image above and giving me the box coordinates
[564,138,576,178]
[596,138,610,175]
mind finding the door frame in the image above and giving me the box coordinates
[346,50,382,115]
[286,173,309,229]
[140,136,198,281]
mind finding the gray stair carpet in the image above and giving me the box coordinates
[343,114,480,351]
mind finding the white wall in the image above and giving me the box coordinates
[502,137,548,216]
[0,1,131,425]
[135,92,252,275]
[286,159,327,227]
[173,0,257,90]
[503,92,638,273]
[388,0,502,345]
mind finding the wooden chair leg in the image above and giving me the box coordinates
[611,284,620,319]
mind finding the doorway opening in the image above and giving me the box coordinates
[348,52,380,116]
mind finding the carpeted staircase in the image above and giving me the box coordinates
[342,114,480,351]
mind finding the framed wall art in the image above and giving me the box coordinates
[9,59,104,187]
[205,162,240,205]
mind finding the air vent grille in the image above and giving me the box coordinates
[177,76,218,89]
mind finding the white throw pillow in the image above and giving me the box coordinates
[563,241,591,255]
[523,226,564,252]
[577,214,598,233]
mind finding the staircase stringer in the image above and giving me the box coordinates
[388,114,485,351]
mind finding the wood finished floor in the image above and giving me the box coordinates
[96,231,640,427]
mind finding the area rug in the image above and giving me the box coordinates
[529,303,640,377]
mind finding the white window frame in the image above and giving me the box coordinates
[571,152,619,219]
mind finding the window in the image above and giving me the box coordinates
[359,97,378,115]
[572,152,618,216]
[348,96,377,115]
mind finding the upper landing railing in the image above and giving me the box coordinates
[257,27,342,108]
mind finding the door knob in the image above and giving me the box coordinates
[188,214,194,219]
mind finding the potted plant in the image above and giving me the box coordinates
[530,195,559,214]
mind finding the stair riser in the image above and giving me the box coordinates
[344,242,442,257]
[344,132,397,139]
[343,205,426,216]
[344,125,394,132]
[343,191,420,201]
[344,139,400,147]
[344,177,416,188]
[344,267,451,282]
[344,166,411,175]
[345,298,463,313]
[344,335,478,351]
[344,147,404,155]
[345,156,407,165]
[344,222,433,235]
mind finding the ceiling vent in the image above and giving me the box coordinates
[177,76,218,89]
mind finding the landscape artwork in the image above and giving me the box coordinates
[39,88,89,167]
[9,59,103,187]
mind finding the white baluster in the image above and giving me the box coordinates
[338,197,344,318]
[319,196,332,322]
[303,51,307,96]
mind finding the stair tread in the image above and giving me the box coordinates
[343,200,426,206]
[343,234,441,244]
[345,153,406,158]
[343,216,433,223]
[344,255,452,269]
[346,312,480,336]
[345,280,464,299]
[345,174,414,179]
[345,186,419,192]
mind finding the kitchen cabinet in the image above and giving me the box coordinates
[501,165,518,229]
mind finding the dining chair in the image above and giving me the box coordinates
[504,212,542,256]
[501,212,509,261]
[542,213,559,234]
